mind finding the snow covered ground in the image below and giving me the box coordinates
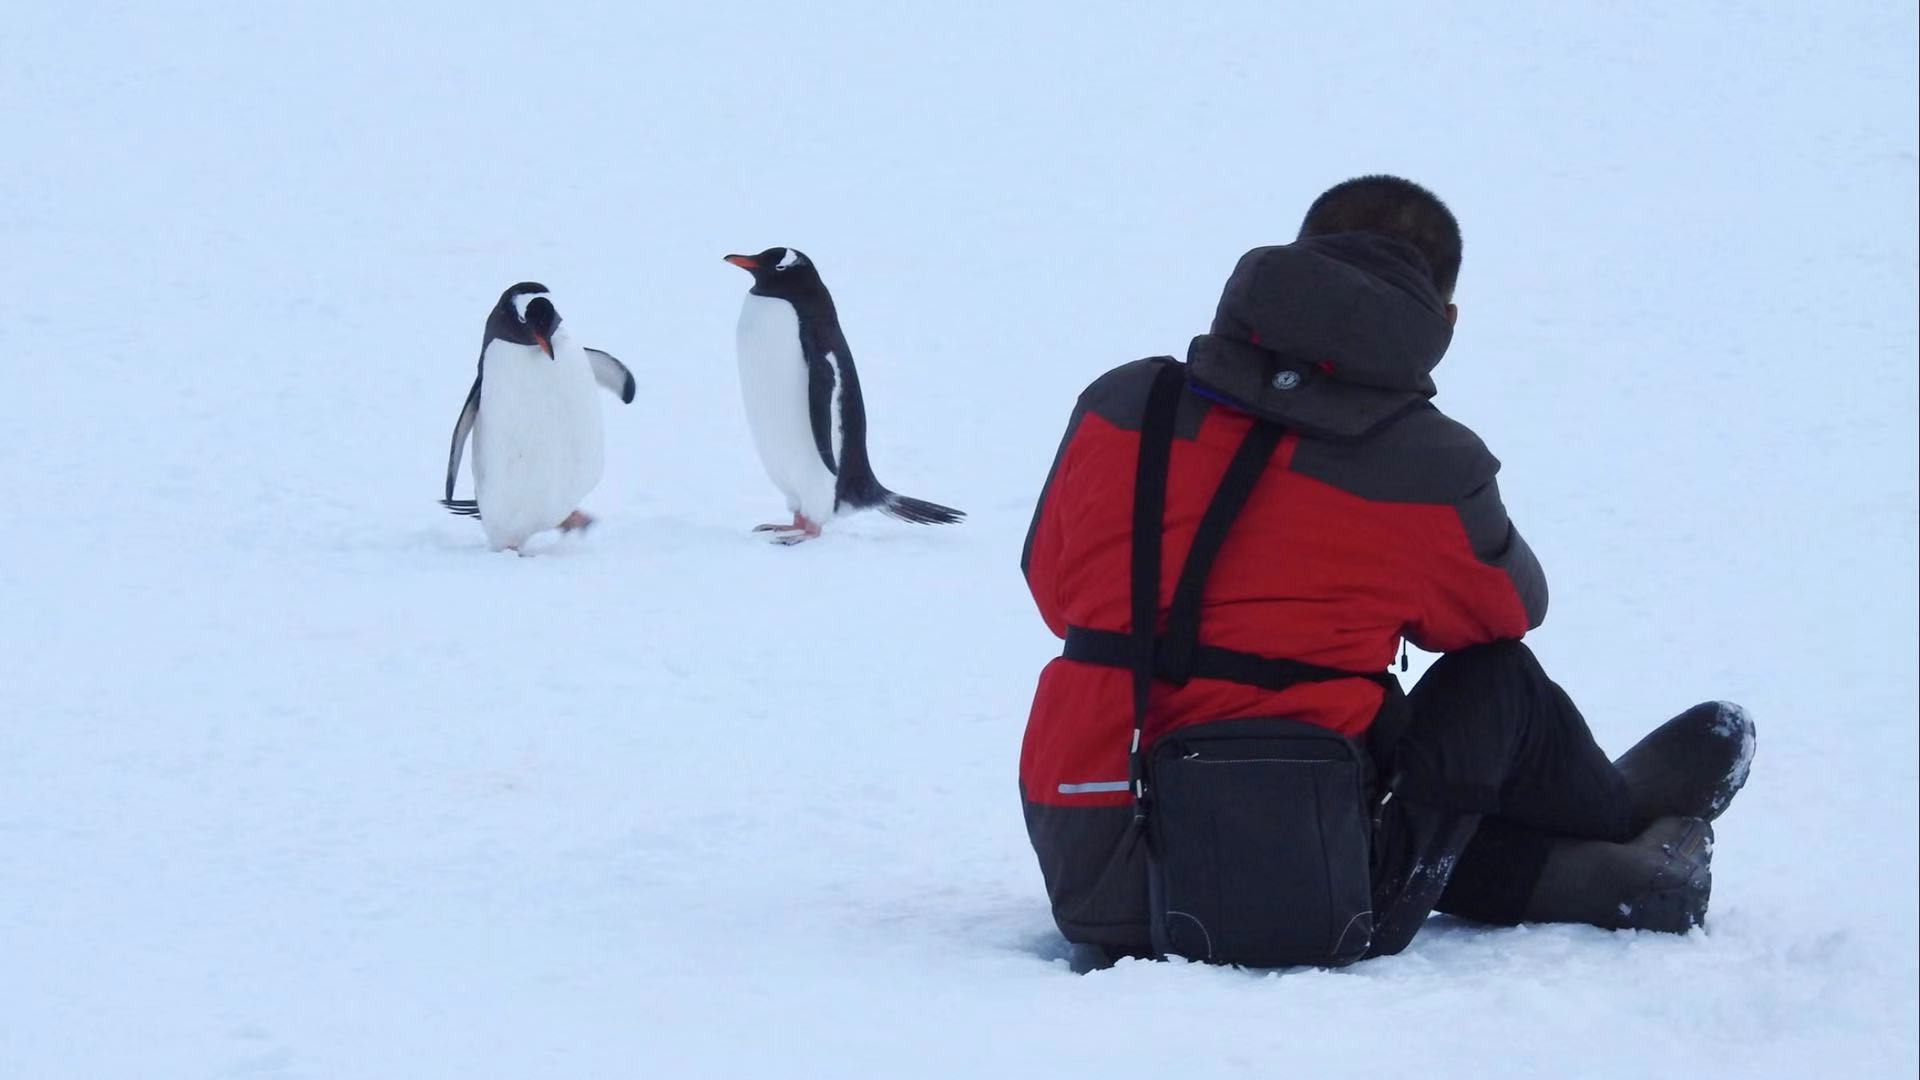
[3,2,1915,1076]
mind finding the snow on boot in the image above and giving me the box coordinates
[1614,701,1756,832]
[1520,816,1713,934]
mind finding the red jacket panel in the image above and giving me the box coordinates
[1019,362,1544,810]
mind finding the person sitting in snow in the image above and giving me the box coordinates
[1017,175,1756,969]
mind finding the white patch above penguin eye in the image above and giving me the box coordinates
[774,249,803,271]
[511,291,551,321]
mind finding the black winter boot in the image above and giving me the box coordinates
[1520,816,1713,933]
[1614,701,1756,831]
[1067,942,1118,974]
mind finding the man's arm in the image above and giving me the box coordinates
[1021,397,1092,639]
[1408,470,1548,652]
[1289,403,1546,651]
[1024,359,1181,638]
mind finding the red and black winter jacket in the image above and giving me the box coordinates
[1018,233,1547,948]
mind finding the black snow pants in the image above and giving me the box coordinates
[1365,640,1635,957]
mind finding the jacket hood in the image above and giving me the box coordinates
[1186,233,1454,438]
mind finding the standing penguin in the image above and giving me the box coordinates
[441,282,635,553]
[724,247,964,544]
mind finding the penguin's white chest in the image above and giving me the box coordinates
[736,293,839,521]
[472,335,605,549]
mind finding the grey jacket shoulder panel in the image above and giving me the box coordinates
[1456,477,1549,629]
[1021,358,1208,575]
[1022,358,1155,576]
[1291,402,1547,629]
[1075,356,1208,437]
[1288,400,1500,504]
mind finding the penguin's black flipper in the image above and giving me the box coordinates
[440,499,482,518]
[445,373,482,501]
[585,348,636,404]
[880,493,966,525]
[806,351,838,474]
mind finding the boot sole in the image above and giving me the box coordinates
[1613,820,1713,933]
[1618,701,1756,831]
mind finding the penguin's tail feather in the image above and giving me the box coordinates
[440,498,482,519]
[879,492,965,526]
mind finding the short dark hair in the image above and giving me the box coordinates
[1298,175,1462,300]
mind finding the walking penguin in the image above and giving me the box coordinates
[441,282,636,553]
[724,247,964,543]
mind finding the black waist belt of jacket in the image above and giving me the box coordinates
[1062,625,1393,694]
[1102,358,1400,824]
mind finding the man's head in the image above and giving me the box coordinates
[1298,175,1462,311]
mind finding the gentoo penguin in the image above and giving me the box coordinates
[724,247,964,544]
[441,282,635,553]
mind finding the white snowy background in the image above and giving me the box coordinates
[3,2,1915,1077]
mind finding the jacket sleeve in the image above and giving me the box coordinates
[1406,469,1549,653]
[1021,397,1092,639]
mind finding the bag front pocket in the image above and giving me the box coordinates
[1148,719,1373,967]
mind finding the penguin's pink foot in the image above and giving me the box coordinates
[754,513,821,544]
[559,510,594,533]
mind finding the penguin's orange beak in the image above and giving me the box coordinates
[533,332,553,359]
[724,254,759,270]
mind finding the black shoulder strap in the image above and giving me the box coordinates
[1126,360,1292,823]
[1128,361,1187,822]
[1158,422,1284,683]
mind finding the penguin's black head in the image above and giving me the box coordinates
[723,247,826,299]
[488,281,561,359]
